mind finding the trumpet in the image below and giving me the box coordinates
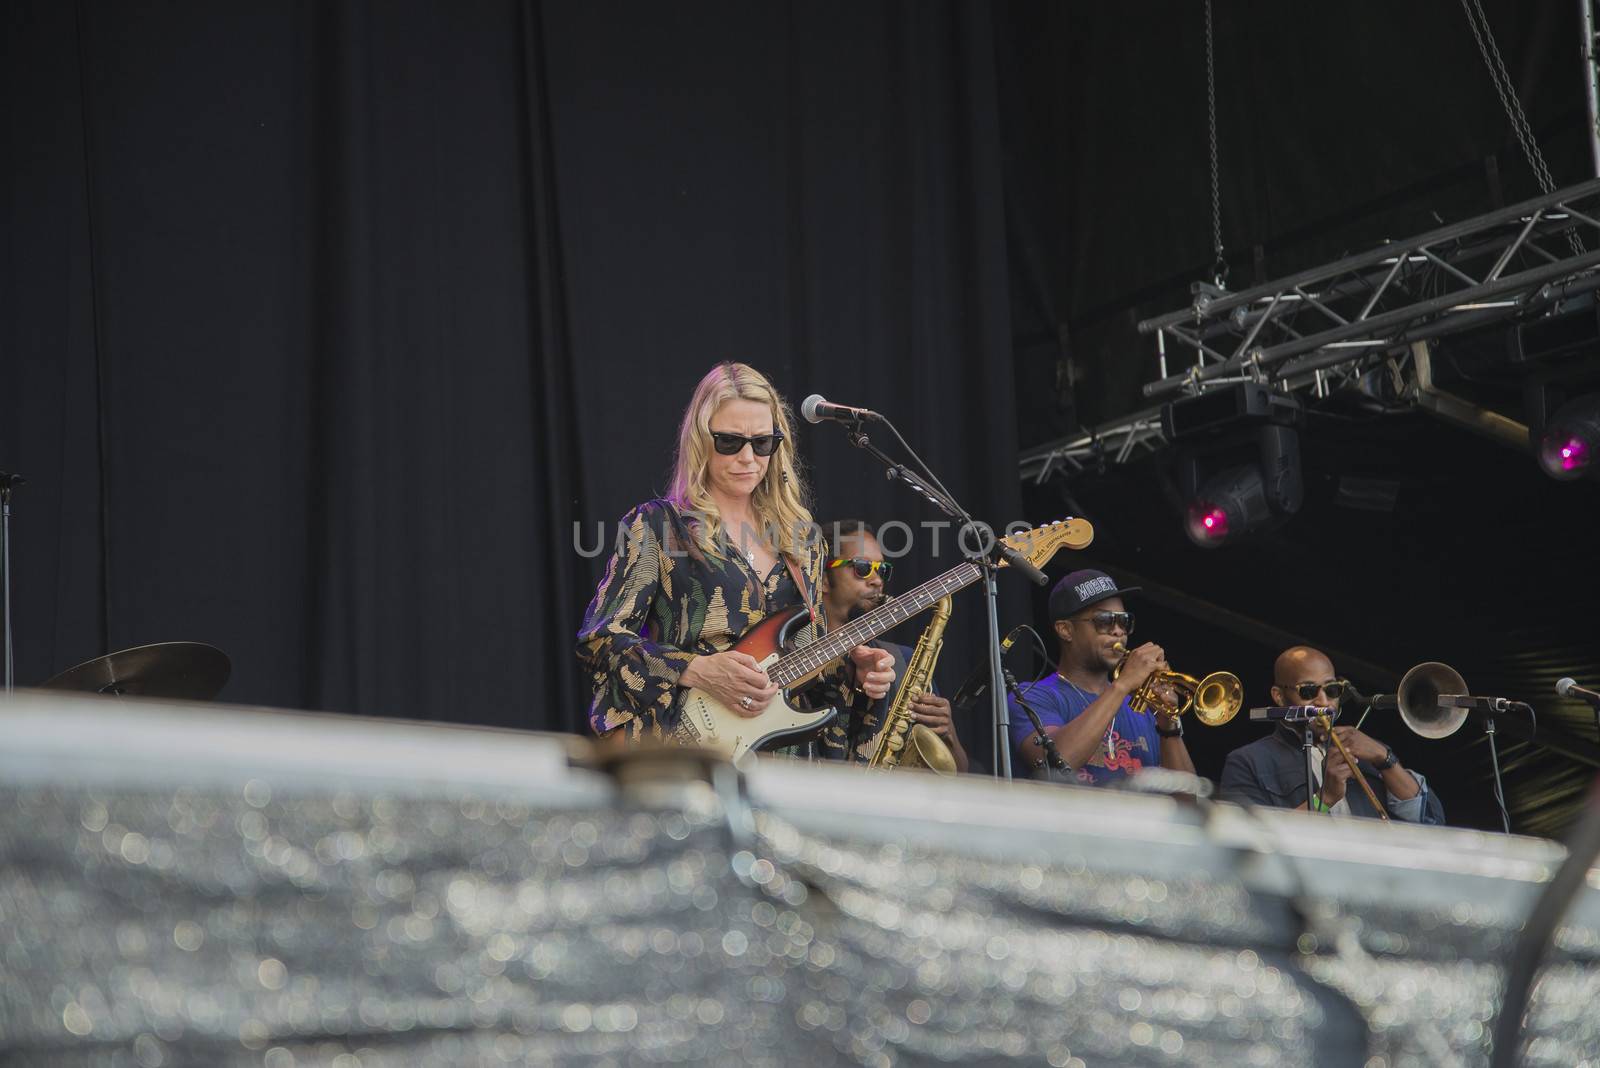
[1111,642,1243,727]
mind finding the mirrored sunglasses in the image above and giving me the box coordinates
[1076,610,1134,634]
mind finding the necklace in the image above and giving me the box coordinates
[1056,672,1118,761]
[1054,672,1103,698]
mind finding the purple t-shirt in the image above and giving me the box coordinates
[1007,674,1163,786]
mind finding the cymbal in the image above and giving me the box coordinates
[39,642,231,702]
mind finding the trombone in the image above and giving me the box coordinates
[1352,661,1471,739]
[1312,708,1390,822]
[1111,643,1243,727]
[1313,662,1471,824]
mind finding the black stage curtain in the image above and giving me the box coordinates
[1,1,1025,767]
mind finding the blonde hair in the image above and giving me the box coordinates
[668,362,815,557]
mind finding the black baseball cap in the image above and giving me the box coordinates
[1049,569,1141,621]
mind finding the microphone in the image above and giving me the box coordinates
[996,542,1050,587]
[949,626,1027,710]
[1557,678,1600,708]
[1249,705,1337,723]
[1439,694,1520,713]
[1340,681,1397,711]
[802,394,879,424]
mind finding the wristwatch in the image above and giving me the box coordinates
[1156,718,1184,739]
[1375,745,1398,770]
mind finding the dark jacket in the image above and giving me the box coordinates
[1218,725,1446,825]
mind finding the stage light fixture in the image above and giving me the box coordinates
[1177,425,1303,549]
[1536,394,1600,481]
[1184,465,1266,548]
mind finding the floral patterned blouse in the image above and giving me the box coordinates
[577,499,845,741]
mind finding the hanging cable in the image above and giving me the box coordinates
[1204,0,1228,287]
[1459,0,1585,254]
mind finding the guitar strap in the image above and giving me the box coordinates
[783,554,820,626]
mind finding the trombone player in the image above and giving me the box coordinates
[1218,646,1445,824]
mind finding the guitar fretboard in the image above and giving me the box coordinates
[769,561,982,687]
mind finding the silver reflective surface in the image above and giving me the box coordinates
[0,694,1597,1066]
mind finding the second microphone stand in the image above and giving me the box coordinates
[838,416,1046,781]
[1005,670,1074,783]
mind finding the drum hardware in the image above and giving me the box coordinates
[40,642,232,702]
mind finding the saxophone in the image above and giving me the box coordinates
[866,595,958,773]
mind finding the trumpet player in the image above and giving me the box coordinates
[1009,569,1195,784]
[1218,646,1444,824]
[814,520,970,771]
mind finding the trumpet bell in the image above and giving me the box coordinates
[1112,643,1241,726]
[1397,661,1470,739]
[1191,671,1243,727]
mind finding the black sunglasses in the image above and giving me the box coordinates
[1292,681,1347,701]
[710,430,784,457]
[1074,609,1134,634]
[827,557,893,582]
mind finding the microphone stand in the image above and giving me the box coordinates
[836,415,1046,781]
[1485,714,1511,834]
[1005,670,1073,783]
[0,472,22,694]
[1443,695,1527,834]
[1301,721,1318,814]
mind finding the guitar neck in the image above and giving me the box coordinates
[768,561,982,687]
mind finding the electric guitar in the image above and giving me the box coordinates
[672,518,1094,762]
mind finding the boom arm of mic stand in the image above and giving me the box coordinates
[845,424,966,522]
[996,542,1049,586]
[843,424,1049,588]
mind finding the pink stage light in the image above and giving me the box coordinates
[1536,396,1600,481]
[1185,503,1231,547]
[1539,428,1594,480]
[1559,438,1587,471]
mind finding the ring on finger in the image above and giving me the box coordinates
[739,695,753,709]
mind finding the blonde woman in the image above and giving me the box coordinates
[578,363,895,743]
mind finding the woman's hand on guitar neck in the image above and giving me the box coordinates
[681,651,778,718]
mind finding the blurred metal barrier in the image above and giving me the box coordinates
[1,691,1597,1067]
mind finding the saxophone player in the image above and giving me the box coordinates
[814,520,971,772]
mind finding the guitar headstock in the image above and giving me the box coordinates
[998,518,1095,569]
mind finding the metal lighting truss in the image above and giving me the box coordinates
[1021,177,1600,484]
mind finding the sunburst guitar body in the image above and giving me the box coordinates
[672,607,830,761]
